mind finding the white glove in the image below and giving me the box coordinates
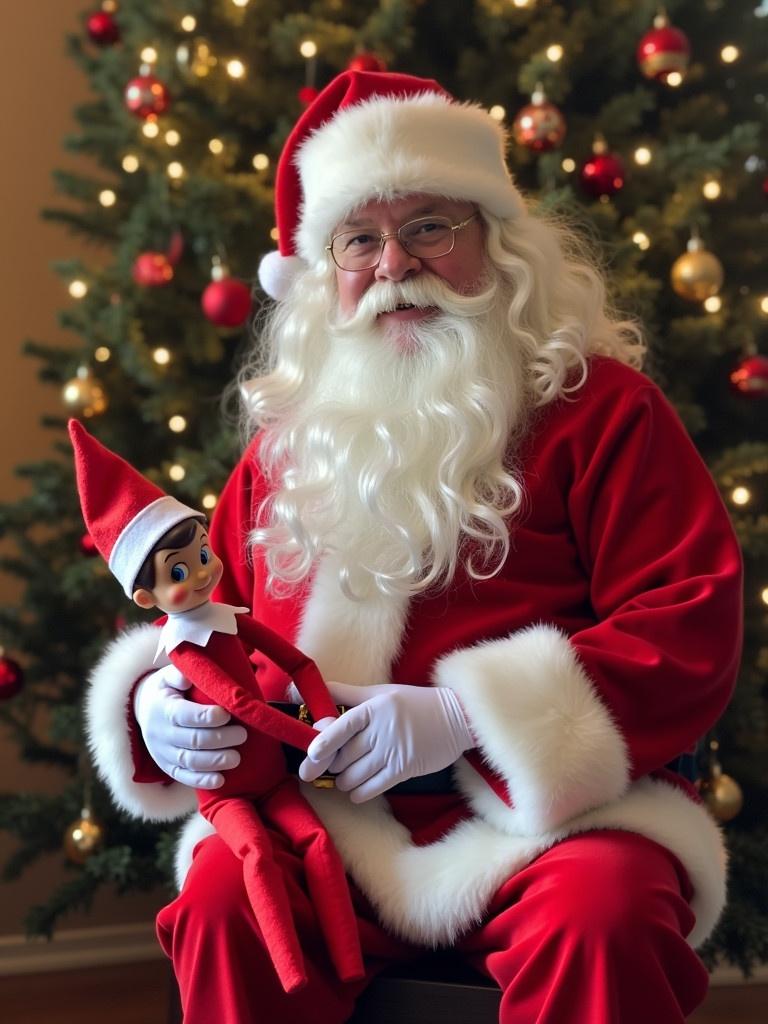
[298,681,473,803]
[133,665,247,790]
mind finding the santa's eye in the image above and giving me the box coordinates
[200,546,210,565]
[170,562,189,583]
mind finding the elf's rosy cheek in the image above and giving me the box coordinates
[169,583,189,606]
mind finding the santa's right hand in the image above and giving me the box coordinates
[133,665,247,790]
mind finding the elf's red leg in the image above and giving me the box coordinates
[263,780,365,983]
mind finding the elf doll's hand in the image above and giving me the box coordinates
[298,681,473,802]
[134,665,247,789]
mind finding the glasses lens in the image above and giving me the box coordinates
[399,216,453,258]
[331,230,382,271]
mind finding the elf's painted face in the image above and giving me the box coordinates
[133,522,223,614]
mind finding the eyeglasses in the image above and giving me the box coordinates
[326,212,479,272]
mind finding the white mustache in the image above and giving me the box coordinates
[334,275,498,333]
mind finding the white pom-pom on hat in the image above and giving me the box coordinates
[258,250,306,301]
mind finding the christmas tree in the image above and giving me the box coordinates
[1,0,766,973]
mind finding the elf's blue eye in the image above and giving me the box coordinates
[200,546,210,566]
[170,563,189,583]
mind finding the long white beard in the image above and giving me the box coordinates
[249,271,529,600]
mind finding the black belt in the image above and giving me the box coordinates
[270,701,457,795]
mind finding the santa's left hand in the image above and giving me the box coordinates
[298,682,474,802]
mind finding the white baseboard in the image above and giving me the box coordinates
[0,922,163,975]
[0,921,766,985]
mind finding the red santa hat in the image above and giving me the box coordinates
[258,69,525,300]
[69,419,201,597]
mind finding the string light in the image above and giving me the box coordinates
[252,153,270,171]
[561,157,576,173]
[511,0,533,7]
[165,129,181,146]
[167,161,185,180]
[122,154,140,172]
[94,347,111,362]
[69,280,88,299]
[202,493,218,510]
[180,15,196,32]
[232,0,250,6]
[761,586,768,606]
[702,179,722,200]
[142,120,160,139]
[98,189,116,207]
[634,146,652,165]
[666,72,683,87]
[731,486,751,506]
[546,44,564,62]
[721,45,740,63]
[300,40,318,58]
[152,347,171,365]
[632,231,651,250]
[704,296,722,313]
[760,296,768,314]
[169,415,187,433]
[270,227,280,242]
[209,138,225,154]
[140,47,158,65]
[488,105,506,122]
[227,59,246,78]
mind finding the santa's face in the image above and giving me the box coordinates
[332,193,485,345]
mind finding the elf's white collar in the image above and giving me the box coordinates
[154,602,250,663]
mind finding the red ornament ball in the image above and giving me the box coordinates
[298,86,319,107]
[347,52,386,73]
[637,22,690,83]
[513,99,566,152]
[0,655,24,701]
[580,151,626,198]
[132,252,174,287]
[86,10,120,47]
[124,73,170,119]
[202,277,252,328]
[730,355,768,398]
[79,532,99,557]
[763,176,768,199]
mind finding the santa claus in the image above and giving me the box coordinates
[86,70,742,1024]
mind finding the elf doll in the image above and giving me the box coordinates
[69,419,363,993]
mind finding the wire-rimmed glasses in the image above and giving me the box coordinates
[326,212,479,272]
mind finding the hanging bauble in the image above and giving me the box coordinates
[86,9,120,47]
[62,367,108,419]
[132,251,174,286]
[762,176,768,199]
[580,137,626,198]
[202,258,252,328]
[64,807,105,864]
[124,71,170,120]
[670,234,724,301]
[699,765,743,823]
[79,532,99,557]
[637,12,690,84]
[0,651,24,700]
[298,86,319,107]
[347,52,386,73]
[176,38,217,79]
[730,354,768,398]
[512,86,566,153]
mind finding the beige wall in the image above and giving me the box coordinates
[0,2,164,935]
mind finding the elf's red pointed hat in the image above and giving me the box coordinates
[258,69,525,300]
[69,419,200,597]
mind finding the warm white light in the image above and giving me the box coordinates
[209,138,224,154]
[546,44,564,62]
[269,227,280,242]
[142,121,160,139]
[180,15,196,31]
[702,179,722,200]
[167,161,185,179]
[169,415,187,433]
[232,0,250,6]
[169,464,186,481]
[512,0,532,7]
[704,295,722,313]
[300,40,318,58]
[122,154,140,172]
[761,586,768,606]
[634,146,652,165]
[94,347,111,362]
[721,45,740,63]
[202,492,218,510]
[489,105,506,122]
[69,280,88,299]
[561,157,576,173]
[165,129,181,146]
[252,153,270,171]
[732,486,751,506]
[226,59,246,78]
[632,231,650,251]
[153,347,171,365]
[98,189,116,207]
[141,47,158,65]
[666,71,683,87]
[760,296,768,314]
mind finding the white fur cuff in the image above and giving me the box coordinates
[434,625,630,834]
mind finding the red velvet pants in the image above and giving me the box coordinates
[156,827,709,1024]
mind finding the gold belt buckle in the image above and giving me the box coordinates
[298,704,348,788]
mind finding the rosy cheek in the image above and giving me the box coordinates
[169,584,189,606]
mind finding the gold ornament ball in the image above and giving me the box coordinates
[63,810,105,863]
[671,248,724,302]
[700,772,743,822]
[62,369,108,418]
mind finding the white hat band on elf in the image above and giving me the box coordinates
[69,419,201,597]
[258,70,525,300]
